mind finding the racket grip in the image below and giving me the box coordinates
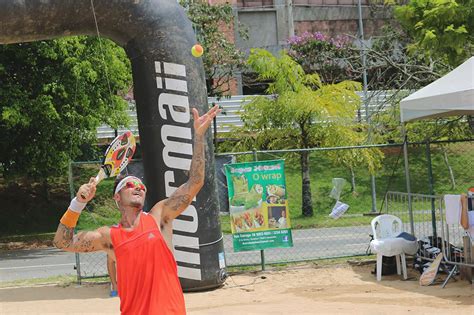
[95,168,106,184]
[79,186,93,200]
[79,170,103,199]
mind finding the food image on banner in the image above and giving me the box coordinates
[225,160,293,252]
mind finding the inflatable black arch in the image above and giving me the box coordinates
[0,0,225,291]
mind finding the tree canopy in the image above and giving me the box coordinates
[287,27,451,90]
[0,36,131,179]
[395,0,474,67]
[181,0,247,97]
[287,32,355,84]
[239,49,362,150]
[372,97,473,144]
[230,49,382,216]
[287,26,471,143]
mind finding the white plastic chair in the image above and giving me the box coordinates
[370,214,407,281]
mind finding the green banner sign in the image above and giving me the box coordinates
[225,160,293,252]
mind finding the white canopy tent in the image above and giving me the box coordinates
[398,56,474,235]
[400,56,474,122]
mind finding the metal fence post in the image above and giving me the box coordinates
[252,150,265,271]
[438,197,447,262]
[425,140,437,239]
[401,127,415,235]
[68,161,82,284]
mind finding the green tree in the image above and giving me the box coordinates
[286,27,470,143]
[0,36,131,181]
[395,0,474,66]
[287,32,358,84]
[181,0,247,97]
[374,99,471,144]
[373,99,472,189]
[231,49,382,217]
[326,133,384,195]
[287,27,450,91]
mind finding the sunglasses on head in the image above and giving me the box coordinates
[125,181,146,192]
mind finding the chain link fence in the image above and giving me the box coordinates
[69,139,473,280]
[385,191,474,278]
[219,140,473,267]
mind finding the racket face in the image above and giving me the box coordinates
[102,131,136,178]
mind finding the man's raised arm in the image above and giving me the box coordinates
[53,178,109,252]
[152,105,221,221]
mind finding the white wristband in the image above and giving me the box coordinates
[69,197,87,214]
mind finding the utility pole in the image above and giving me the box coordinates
[286,0,294,38]
[357,0,377,213]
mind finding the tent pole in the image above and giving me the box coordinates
[425,140,437,239]
[402,124,415,235]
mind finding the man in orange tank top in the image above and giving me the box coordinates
[53,105,221,315]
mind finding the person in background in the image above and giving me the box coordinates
[107,253,118,297]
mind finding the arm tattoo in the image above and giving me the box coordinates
[164,194,192,211]
[53,223,74,249]
[73,235,94,252]
[189,155,204,185]
[54,223,102,252]
[162,136,205,214]
[189,137,205,186]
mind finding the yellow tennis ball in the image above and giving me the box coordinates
[191,44,204,58]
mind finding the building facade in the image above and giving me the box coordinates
[209,0,394,94]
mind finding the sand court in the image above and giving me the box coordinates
[1,264,472,315]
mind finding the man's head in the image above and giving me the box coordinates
[281,210,286,218]
[113,175,146,210]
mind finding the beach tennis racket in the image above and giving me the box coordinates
[419,252,443,286]
[80,131,136,198]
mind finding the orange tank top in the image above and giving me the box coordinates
[110,212,186,315]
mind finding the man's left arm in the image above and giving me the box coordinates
[150,105,220,222]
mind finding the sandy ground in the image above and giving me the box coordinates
[0,264,472,315]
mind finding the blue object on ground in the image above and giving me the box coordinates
[396,232,416,241]
[110,290,118,297]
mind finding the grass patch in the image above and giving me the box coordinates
[218,143,474,233]
[252,142,473,226]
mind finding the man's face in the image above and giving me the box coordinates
[281,210,286,218]
[115,178,146,208]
